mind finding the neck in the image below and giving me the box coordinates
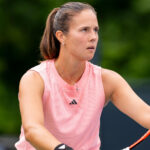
[54,57,86,85]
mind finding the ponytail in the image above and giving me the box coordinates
[40,8,60,59]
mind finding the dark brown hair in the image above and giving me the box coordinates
[40,2,96,60]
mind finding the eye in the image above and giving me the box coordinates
[94,27,99,33]
[81,27,88,32]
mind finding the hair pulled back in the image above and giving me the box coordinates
[40,2,96,60]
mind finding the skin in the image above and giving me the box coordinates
[55,9,99,85]
[18,9,150,150]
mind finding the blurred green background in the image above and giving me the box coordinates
[0,0,150,136]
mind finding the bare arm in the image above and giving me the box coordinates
[19,71,61,150]
[102,68,150,129]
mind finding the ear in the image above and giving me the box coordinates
[55,30,65,45]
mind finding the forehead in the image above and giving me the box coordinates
[69,9,98,28]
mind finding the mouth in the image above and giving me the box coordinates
[87,46,95,50]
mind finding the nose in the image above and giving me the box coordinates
[89,31,98,42]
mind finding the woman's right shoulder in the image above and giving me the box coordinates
[21,70,42,82]
[19,70,44,92]
[19,60,49,86]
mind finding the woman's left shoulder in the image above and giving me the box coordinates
[101,67,124,82]
[101,68,128,103]
[101,67,130,97]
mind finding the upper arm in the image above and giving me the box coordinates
[102,68,150,128]
[19,70,45,131]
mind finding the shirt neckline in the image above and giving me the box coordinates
[51,59,89,90]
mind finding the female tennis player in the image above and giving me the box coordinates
[15,2,150,150]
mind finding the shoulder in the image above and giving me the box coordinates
[30,60,47,73]
[87,62,124,85]
[101,68,124,83]
[19,70,44,96]
[20,70,43,84]
[101,68,127,102]
[87,62,123,82]
[88,62,122,81]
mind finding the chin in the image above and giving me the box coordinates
[77,53,95,62]
[86,54,95,61]
[81,57,94,62]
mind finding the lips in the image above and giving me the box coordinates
[87,46,95,50]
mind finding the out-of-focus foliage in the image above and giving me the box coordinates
[93,0,150,79]
[0,0,150,134]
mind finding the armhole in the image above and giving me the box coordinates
[100,68,110,107]
[99,67,108,107]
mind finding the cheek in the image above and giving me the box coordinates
[65,31,87,53]
[71,34,87,47]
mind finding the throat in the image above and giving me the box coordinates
[54,60,86,85]
[58,68,83,85]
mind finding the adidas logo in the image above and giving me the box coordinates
[69,99,77,105]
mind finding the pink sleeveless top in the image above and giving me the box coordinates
[15,60,105,150]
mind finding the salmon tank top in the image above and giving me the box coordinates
[15,59,105,150]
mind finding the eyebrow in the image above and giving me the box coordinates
[79,25,99,29]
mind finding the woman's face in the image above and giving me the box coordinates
[63,9,99,61]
